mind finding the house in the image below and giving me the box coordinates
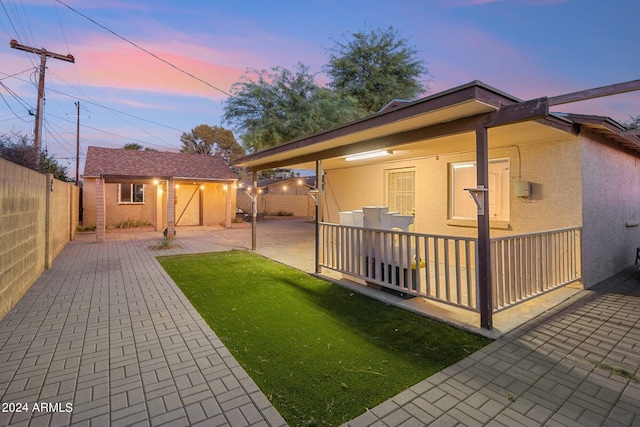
[236,176,316,217]
[83,146,237,242]
[233,80,640,330]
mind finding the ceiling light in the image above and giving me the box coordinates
[345,149,392,162]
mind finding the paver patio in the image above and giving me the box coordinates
[1,220,639,426]
[0,227,288,427]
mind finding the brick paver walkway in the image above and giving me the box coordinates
[345,268,640,426]
[1,221,640,426]
[0,229,287,426]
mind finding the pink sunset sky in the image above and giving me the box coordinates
[1,0,639,179]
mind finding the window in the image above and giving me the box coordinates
[118,183,145,204]
[386,168,415,215]
[450,159,509,221]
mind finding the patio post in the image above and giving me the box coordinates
[476,127,493,330]
[95,176,105,243]
[315,160,323,274]
[252,171,257,251]
[166,178,175,237]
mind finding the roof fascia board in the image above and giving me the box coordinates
[247,98,561,172]
[101,175,171,183]
[235,82,519,167]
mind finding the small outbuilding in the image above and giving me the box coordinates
[83,146,237,241]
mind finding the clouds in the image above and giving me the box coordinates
[1,0,639,175]
[66,34,242,99]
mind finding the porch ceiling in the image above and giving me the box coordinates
[270,120,574,171]
[234,81,583,173]
[239,99,499,171]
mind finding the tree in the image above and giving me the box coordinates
[180,124,244,163]
[122,143,156,151]
[622,115,640,130]
[223,63,364,152]
[0,132,70,181]
[123,142,143,150]
[325,26,429,114]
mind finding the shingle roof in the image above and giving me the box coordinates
[83,146,236,180]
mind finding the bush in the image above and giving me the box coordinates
[115,218,152,228]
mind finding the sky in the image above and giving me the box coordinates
[1,0,639,180]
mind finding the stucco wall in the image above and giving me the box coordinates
[202,182,235,226]
[82,177,97,226]
[323,136,582,239]
[581,129,640,287]
[82,179,159,227]
[0,159,78,321]
[83,179,235,228]
[104,183,157,227]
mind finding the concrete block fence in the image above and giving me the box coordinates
[0,158,79,321]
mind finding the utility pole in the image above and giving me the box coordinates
[75,101,80,186]
[9,39,75,157]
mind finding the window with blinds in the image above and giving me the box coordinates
[385,168,415,215]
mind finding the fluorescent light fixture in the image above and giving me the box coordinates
[345,149,392,162]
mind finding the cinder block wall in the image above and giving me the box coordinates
[237,194,314,217]
[0,159,79,321]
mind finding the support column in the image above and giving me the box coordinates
[167,178,175,237]
[315,160,323,274]
[476,127,493,330]
[251,172,258,251]
[225,181,234,228]
[96,176,106,243]
[156,182,164,231]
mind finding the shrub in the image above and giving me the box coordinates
[115,218,152,228]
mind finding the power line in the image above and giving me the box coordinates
[0,66,34,80]
[54,0,232,98]
[2,71,187,134]
[0,80,33,121]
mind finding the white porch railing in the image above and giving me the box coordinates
[319,223,581,313]
[491,227,581,311]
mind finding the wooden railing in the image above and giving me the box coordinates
[491,227,581,311]
[319,223,581,313]
[320,223,479,310]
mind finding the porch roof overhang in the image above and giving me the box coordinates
[233,81,578,172]
[560,113,640,154]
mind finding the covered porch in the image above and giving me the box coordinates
[319,223,581,321]
[233,80,640,331]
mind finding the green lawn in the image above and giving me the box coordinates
[158,251,490,426]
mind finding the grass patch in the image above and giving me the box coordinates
[590,359,639,382]
[158,251,491,426]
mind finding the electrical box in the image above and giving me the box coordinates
[514,181,532,198]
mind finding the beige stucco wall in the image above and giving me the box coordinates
[323,136,583,239]
[82,177,97,226]
[580,129,640,287]
[105,182,157,227]
[83,179,235,228]
[202,182,235,226]
[83,179,163,228]
[0,159,78,321]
